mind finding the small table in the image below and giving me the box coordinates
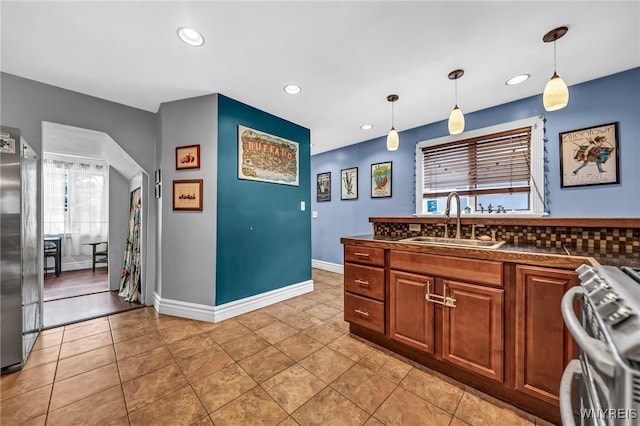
[83,241,108,271]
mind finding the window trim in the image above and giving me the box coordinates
[415,116,545,216]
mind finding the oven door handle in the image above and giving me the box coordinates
[559,359,581,426]
[561,286,615,377]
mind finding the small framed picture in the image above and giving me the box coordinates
[317,172,331,202]
[154,169,162,184]
[341,167,358,200]
[560,122,619,188]
[371,161,392,198]
[175,145,201,170]
[173,179,203,211]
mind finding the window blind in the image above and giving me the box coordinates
[422,126,531,199]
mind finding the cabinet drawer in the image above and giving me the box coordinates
[344,263,385,301]
[344,293,384,334]
[389,251,503,287]
[344,245,385,267]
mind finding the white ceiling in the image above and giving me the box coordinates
[2,1,639,155]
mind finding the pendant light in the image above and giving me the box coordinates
[542,26,569,111]
[386,94,399,151]
[447,69,465,135]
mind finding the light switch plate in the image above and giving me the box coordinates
[300,201,306,211]
[409,224,421,232]
[312,211,318,218]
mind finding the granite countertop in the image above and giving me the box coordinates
[341,234,640,268]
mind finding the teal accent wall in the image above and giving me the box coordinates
[216,95,311,305]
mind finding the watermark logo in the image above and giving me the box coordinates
[581,408,638,420]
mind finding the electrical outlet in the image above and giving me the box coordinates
[312,211,318,218]
[409,224,421,232]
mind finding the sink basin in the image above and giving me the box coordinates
[399,236,506,250]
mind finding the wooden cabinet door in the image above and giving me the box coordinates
[442,279,504,382]
[515,265,578,405]
[389,270,435,354]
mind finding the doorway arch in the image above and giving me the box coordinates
[42,121,151,305]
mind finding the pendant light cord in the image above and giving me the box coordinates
[454,78,458,106]
[553,40,557,73]
[391,101,395,129]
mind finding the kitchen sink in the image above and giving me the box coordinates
[399,236,506,250]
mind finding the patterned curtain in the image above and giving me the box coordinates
[119,187,141,302]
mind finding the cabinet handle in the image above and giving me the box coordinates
[425,282,456,307]
[443,284,457,308]
[354,309,370,317]
[353,252,370,257]
[354,279,370,287]
[425,281,445,306]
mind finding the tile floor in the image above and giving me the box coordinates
[1,269,557,425]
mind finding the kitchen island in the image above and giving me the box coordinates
[341,217,639,425]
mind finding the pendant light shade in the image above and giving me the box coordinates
[386,94,399,151]
[447,69,465,135]
[386,127,399,151]
[542,26,569,112]
[448,105,465,135]
[543,72,569,111]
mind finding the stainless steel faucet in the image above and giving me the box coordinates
[444,191,462,239]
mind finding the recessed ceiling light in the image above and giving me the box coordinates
[506,74,530,86]
[283,84,302,95]
[177,27,204,47]
[360,124,373,130]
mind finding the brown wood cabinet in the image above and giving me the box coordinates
[514,265,579,405]
[441,279,504,382]
[343,245,386,334]
[341,241,581,424]
[344,263,385,301]
[344,292,385,333]
[389,270,435,353]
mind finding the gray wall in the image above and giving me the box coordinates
[1,73,158,300]
[108,168,129,291]
[158,94,218,305]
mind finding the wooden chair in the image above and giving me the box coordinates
[44,240,60,277]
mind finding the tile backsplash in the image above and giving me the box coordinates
[373,222,640,255]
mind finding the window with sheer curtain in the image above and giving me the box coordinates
[43,154,109,256]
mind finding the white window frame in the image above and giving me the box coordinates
[415,115,546,217]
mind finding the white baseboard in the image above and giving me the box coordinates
[312,259,344,275]
[59,261,107,272]
[153,279,314,323]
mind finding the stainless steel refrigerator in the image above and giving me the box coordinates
[1,125,41,373]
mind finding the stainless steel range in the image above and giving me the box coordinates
[560,264,640,426]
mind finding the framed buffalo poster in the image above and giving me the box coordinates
[560,122,619,188]
[371,161,392,198]
[238,125,299,186]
